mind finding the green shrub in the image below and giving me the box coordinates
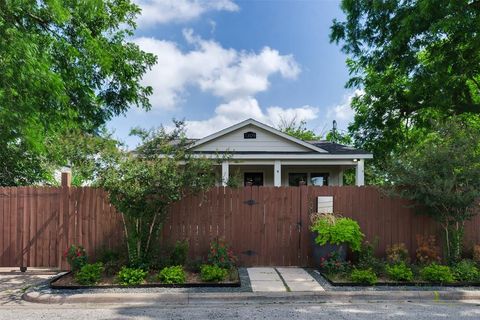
[200,264,228,282]
[116,267,148,286]
[170,240,189,266]
[310,214,364,252]
[386,263,414,282]
[97,248,124,276]
[64,244,88,272]
[356,241,384,274]
[75,262,104,285]
[350,269,377,285]
[158,266,186,284]
[452,260,480,282]
[207,239,237,269]
[420,264,454,283]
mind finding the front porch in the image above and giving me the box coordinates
[218,159,365,187]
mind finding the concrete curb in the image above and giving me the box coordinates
[22,290,480,305]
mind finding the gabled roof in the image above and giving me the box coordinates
[189,118,329,153]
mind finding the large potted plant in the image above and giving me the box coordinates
[310,213,364,266]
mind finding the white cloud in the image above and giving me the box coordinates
[325,89,363,131]
[134,30,300,110]
[184,97,318,138]
[136,0,239,27]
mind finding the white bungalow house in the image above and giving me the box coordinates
[187,119,372,187]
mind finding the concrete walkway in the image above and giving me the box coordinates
[276,267,324,292]
[247,267,324,292]
[247,267,286,292]
[0,269,58,305]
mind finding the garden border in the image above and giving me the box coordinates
[49,270,241,290]
[320,272,480,287]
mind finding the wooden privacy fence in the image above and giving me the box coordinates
[163,186,480,266]
[1,185,480,268]
[0,186,122,269]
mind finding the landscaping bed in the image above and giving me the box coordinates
[310,213,480,288]
[50,268,240,289]
[59,238,240,290]
[321,272,480,287]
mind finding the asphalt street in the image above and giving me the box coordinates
[2,272,480,319]
[1,300,480,319]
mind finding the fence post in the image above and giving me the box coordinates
[58,172,71,270]
[299,185,309,266]
[61,172,72,187]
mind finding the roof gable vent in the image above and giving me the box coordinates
[243,131,256,139]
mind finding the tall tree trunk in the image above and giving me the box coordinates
[145,211,160,258]
[443,223,450,261]
[120,213,130,260]
[136,219,141,263]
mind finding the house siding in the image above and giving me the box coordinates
[193,124,312,153]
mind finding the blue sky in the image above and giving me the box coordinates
[108,0,357,148]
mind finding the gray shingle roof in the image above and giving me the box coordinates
[306,141,371,155]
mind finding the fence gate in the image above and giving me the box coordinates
[163,186,309,266]
[233,187,305,266]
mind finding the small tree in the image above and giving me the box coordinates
[99,121,215,266]
[278,117,321,141]
[388,117,480,263]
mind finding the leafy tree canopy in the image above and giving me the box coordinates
[0,0,156,186]
[331,1,480,165]
[278,118,321,141]
[387,116,480,262]
[51,128,122,186]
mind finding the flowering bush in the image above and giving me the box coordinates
[64,245,88,272]
[319,251,351,275]
[207,238,237,269]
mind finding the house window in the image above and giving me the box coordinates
[244,172,263,186]
[288,173,307,186]
[310,173,329,186]
[244,131,256,139]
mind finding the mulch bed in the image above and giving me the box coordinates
[50,269,241,289]
[321,272,480,287]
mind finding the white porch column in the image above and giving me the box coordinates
[355,159,365,186]
[274,160,281,187]
[221,161,229,187]
[338,169,344,186]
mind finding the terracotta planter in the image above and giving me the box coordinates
[311,233,347,268]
